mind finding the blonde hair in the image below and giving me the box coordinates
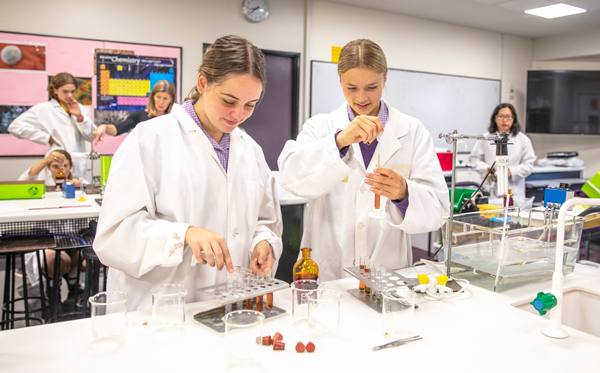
[186,35,266,101]
[147,80,176,118]
[337,39,388,77]
[48,73,78,101]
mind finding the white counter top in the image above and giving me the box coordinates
[0,191,101,223]
[0,263,598,372]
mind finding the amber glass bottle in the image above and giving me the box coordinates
[292,248,319,281]
[55,167,66,190]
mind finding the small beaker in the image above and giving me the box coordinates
[151,284,187,338]
[89,291,128,350]
[307,289,342,343]
[223,310,265,372]
[291,279,322,330]
[382,287,417,339]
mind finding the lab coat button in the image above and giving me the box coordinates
[358,222,365,229]
[360,185,367,193]
[232,228,238,237]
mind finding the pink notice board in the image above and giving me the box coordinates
[0,31,181,156]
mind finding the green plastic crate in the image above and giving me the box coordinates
[0,181,46,200]
[449,188,475,213]
[582,172,600,199]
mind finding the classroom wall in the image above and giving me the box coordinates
[0,0,305,180]
[529,29,600,179]
[1,0,597,181]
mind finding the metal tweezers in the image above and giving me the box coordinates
[372,336,422,351]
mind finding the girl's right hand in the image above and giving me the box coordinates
[44,151,66,166]
[92,125,107,146]
[335,115,384,150]
[185,226,234,273]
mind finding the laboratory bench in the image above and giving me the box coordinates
[0,263,598,372]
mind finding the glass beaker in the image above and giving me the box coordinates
[89,291,128,350]
[223,310,265,372]
[291,279,322,330]
[382,287,417,339]
[151,284,187,338]
[307,289,342,343]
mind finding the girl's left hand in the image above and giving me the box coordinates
[364,167,408,201]
[249,240,273,275]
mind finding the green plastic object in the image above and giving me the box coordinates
[100,156,113,190]
[449,188,475,213]
[582,171,600,198]
[530,292,557,316]
[0,181,46,200]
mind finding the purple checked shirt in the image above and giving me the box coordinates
[336,101,409,215]
[182,100,230,172]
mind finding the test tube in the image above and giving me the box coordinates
[364,259,371,295]
[374,154,381,209]
[265,269,274,310]
[256,295,264,312]
[359,256,365,292]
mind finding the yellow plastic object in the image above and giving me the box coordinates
[437,275,449,286]
[477,204,503,219]
[417,274,429,284]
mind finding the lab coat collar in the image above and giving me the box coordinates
[171,104,248,178]
[49,99,70,118]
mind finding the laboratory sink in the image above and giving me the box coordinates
[512,287,600,338]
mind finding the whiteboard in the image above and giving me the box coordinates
[310,61,501,152]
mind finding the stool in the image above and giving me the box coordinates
[81,247,107,318]
[0,236,52,329]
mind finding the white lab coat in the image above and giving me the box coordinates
[468,131,536,199]
[94,104,283,311]
[278,100,449,281]
[18,167,56,186]
[8,99,95,178]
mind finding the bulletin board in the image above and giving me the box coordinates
[0,31,182,156]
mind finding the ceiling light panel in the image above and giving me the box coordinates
[525,3,587,18]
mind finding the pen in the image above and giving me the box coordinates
[29,205,92,210]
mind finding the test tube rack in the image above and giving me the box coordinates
[194,279,289,333]
[343,266,418,313]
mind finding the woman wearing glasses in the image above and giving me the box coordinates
[469,103,536,199]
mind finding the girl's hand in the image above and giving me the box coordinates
[249,240,273,275]
[336,115,384,149]
[364,167,408,201]
[67,97,83,120]
[185,227,234,273]
[44,151,66,166]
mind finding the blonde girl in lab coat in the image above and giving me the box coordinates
[8,73,95,178]
[94,35,283,311]
[278,39,449,281]
[468,103,536,199]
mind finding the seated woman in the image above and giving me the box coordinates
[92,80,176,145]
[18,149,82,187]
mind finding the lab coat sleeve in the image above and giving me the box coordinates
[17,168,36,181]
[509,135,535,181]
[8,105,51,145]
[94,132,190,279]
[278,116,356,199]
[250,172,283,267]
[72,103,96,142]
[386,123,450,233]
[468,139,491,176]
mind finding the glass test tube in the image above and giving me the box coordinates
[364,259,371,295]
[265,270,274,310]
[358,255,365,292]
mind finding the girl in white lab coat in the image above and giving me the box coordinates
[468,103,536,199]
[278,39,449,281]
[18,149,81,187]
[94,35,283,311]
[8,73,95,178]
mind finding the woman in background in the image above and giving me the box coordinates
[8,72,95,178]
[92,80,176,145]
[469,103,536,199]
